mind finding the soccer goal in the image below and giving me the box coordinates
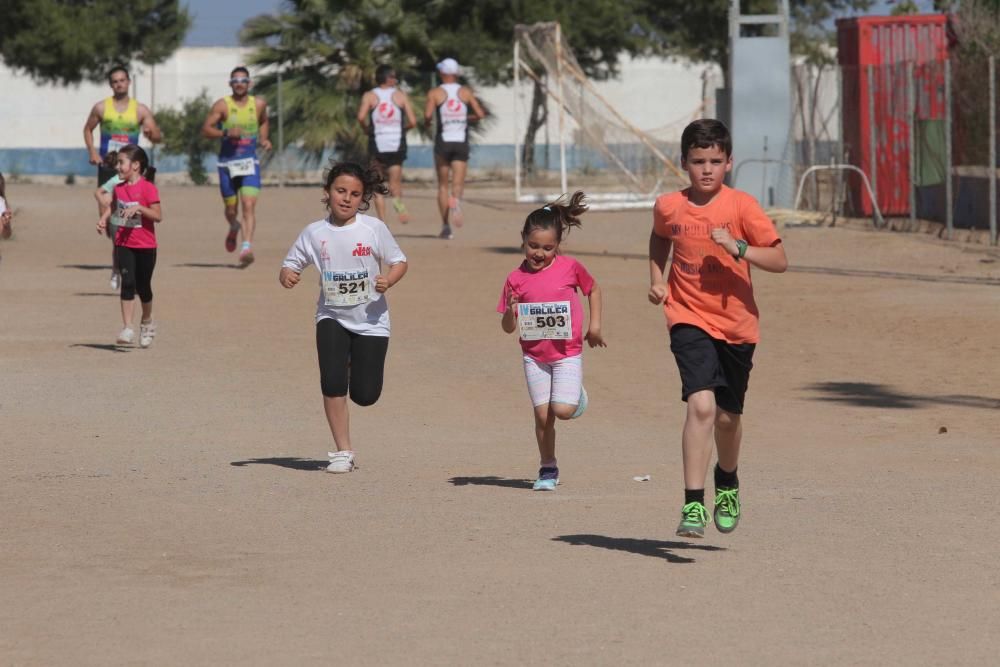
[512,22,688,210]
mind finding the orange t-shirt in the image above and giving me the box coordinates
[652,185,781,344]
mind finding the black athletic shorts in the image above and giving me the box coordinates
[434,141,470,163]
[669,324,755,415]
[370,148,407,168]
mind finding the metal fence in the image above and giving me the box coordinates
[789,59,999,244]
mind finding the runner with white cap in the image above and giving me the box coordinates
[424,57,486,240]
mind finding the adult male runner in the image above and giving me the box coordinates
[356,64,417,224]
[424,58,486,240]
[201,66,272,266]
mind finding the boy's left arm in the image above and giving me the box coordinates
[585,283,606,348]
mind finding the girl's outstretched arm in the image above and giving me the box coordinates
[585,284,606,348]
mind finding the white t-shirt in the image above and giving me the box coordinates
[0,196,7,217]
[282,213,406,336]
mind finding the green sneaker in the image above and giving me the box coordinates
[714,487,741,534]
[676,501,711,538]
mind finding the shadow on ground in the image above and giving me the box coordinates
[73,292,117,297]
[806,381,1000,410]
[553,534,726,563]
[790,265,1000,286]
[69,343,129,353]
[482,251,1000,286]
[60,264,112,271]
[449,476,534,489]
[230,457,328,471]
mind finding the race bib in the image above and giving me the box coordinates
[115,200,143,228]
[518,301,572,341]
[323,268,371,307]
[226,157,255,177]
[107,136,129,153]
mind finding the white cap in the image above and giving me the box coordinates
[437,58,460,75]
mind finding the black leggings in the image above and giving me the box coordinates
[316,319,389,405]
[116,246,157,302]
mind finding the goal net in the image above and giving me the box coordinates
[513,22,688,210]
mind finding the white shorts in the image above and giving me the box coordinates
[523,354,583,408]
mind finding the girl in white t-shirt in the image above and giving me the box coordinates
[280,162,408,473]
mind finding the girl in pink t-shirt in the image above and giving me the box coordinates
[97,144,162,348]
[498,191,606,491]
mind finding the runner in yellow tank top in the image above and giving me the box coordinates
[84,66,162,290]
[201,66,272,266]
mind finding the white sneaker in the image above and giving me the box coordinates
[109,272,120,291]
[139,321,156,348]
[326,451,356,473]
[116,327,135,344]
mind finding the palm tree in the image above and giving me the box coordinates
[240,0,433,163]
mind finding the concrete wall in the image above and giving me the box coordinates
[0,47,721,175]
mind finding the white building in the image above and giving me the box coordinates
[0,46,721,175]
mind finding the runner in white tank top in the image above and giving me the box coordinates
[424,58,486,240]
[371,87,405,153]
[436,83,468,144]
[357,65,417,224]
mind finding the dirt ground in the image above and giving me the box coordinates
[2,180,999,666]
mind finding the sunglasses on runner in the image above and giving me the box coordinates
[230,77,250,84]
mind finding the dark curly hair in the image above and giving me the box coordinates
[521,190,588,243]
[322,161,390,213]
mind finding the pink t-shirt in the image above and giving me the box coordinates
[113,178,160,249]
[497,255,595,363]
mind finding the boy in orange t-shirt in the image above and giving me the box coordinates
[648,119,788,538]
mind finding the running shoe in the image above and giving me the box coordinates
[116,327,135,345]
[239,243,255,267]
[139,321,156,349]
[532,466,560,491]
[225,222,241,253]
[713,487,741,534]
[109,272,120,291]
[676,501,711,538]
[571,386,589,419]
[326,450,356,474]
[392,198,410,224]
[438,224,454,240]
[447,196,463,228]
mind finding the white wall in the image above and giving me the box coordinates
[0,48,721,150]
[0,47,253,149]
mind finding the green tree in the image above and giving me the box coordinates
[241,0,650,166]
[417,0,650,170]
[156,91,215,185]
[638,0,875,82]
[0,0,190,85]
[240,0,434,162]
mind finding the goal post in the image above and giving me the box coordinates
[512,22,688,210]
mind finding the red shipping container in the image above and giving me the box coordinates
[837,15,949,216]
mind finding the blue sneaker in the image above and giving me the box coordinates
[571,386,588,419]
[532,466,559,491]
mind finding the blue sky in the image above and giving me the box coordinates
[182,0,938,47]
[183,0,285,47]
